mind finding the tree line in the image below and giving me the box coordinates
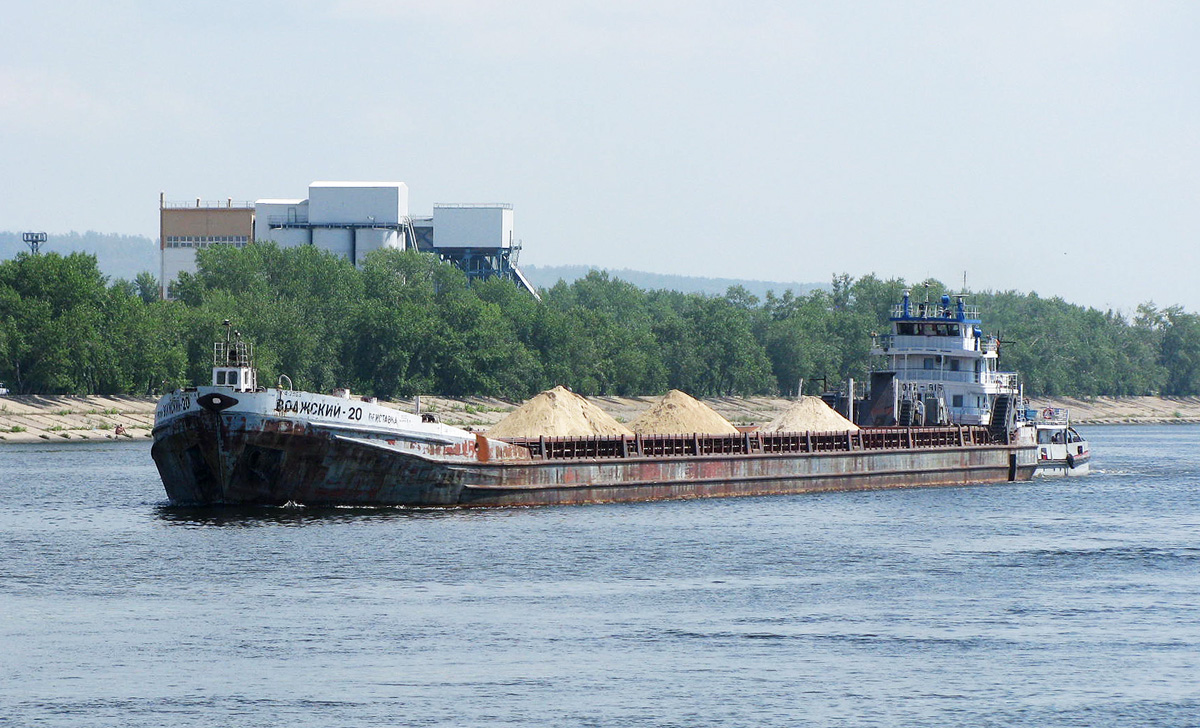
[2,244,1198,399]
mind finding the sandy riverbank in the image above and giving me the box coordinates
[4,392,1199,445]
[0,395,157,444]
[407,394,1200,428]
[1025,396,1200,425]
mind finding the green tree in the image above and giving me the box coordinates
[1159,307,1200,395]
[540,272,667,395]
[0,252,119,393]
[135,271,161,304]
[685,293,774,395]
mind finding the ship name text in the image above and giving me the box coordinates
[276,398,344,419]
[157,395,194,418]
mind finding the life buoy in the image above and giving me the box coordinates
[1042,408,1054,419]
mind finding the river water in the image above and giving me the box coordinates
[1,425,1197,727]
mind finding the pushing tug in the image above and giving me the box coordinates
[151,322,1040,508]
[851,288,1088,477]
[866,289,1020,428]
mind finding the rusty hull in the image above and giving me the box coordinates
[453,447,1029,507]
[153,410,471,506]
[152,412,1037,507]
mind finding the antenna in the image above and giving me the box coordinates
[22,232,47,254]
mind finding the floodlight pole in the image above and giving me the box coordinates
[22,232,47,254]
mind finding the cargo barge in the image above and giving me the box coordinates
[151,326,1038,507]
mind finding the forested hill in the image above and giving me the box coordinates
[522,264,824,299]
[0,231,157,282]
[2,244,1198,399]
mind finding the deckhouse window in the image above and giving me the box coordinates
[216,371,226,385]
[229,371,239,386]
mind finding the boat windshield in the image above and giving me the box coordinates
[896,323,962,336]
[1037,428,1066,444]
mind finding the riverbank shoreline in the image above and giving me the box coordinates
[0,395,156,444]
[4,393,1199,445]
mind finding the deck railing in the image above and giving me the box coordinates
[214,341,253,368]
[890,368,980,384]
[890,303,979,320]
[162,200,255,209]
[982,371,1019,389]
[874,335,997,354]
[503,425,995,461]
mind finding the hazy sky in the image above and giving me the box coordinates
[2,1,1197,312]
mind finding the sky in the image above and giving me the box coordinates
[2,1,1197,313]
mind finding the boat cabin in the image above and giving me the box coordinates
[212,339,257,392]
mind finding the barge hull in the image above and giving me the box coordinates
[455,451,1031,507]
[152,411,1036,507]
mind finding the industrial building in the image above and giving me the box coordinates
[159,181,538,298]
[159,195,254,294]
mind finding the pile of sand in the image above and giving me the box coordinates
[630,390,740,435]
[487,386,633,438]
[763,396,859,432]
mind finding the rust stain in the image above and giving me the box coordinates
[475,432,491,463]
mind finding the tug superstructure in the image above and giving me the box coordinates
[870,289,1020,428]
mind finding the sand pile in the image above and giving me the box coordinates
[630,390,740,435]
[763,396,859,432]
[487,386,633,438]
